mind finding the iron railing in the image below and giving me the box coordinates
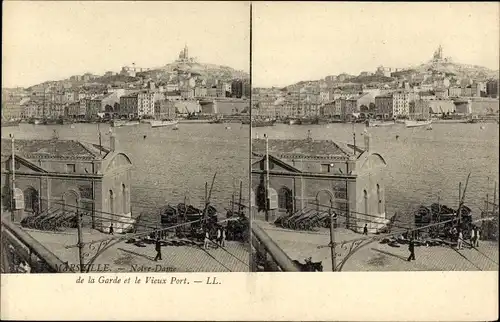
[251,223,298,272]
[1,217,73,273]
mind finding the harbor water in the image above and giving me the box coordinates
[253,122,499,222]
[3,122,498,225]
[2,123,250,222]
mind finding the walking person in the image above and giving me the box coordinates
[475,228,480,247]
[154,238,162,261]
[457,230,463,250]
[203,230,210,250]
[407,238,416,261]
[109,223,114,235]
[363,224,368,235]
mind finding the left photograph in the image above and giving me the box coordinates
[1,1,251,273]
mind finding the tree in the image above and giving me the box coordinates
[360,105,369,112]
[369,102,377,112]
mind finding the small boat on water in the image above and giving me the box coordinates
[426,125,433,130]
[150,119,178,128]
[252,119,276,127]
[365,120,396,127]
[288,118,301,125]
[111,119,140,128]
[172,124,179,130]
[405,120,432,128]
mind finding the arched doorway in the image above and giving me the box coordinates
[278,186,293,214]
[24,187,39,215]
[62,190,79,215]
[316,190,334,214]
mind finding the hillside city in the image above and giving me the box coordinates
[1,45,251,124]
[252,46,499,123]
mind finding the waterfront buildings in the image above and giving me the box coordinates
[374,91,410,119]
[1,136,133,232]
[251,134,388,233]
[486,80,499,98]
[154,100,176,120]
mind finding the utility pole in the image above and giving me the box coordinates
[10,134,15,221]
[265,133,270,222]
[458,182,462,225]
[238,180,243,215]
[437,191,441,225]
[352,123,356,157]
[76,208,85,273]
[329,210,337,272]
[98,123,102,156]
[231,192,235,216]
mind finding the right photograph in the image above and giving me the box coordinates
[250,2,499,272]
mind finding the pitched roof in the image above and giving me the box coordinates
[252,138,359,160]
[1,139,109,160]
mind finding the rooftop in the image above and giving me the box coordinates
[252,138,363,160]
[1,138,109,160]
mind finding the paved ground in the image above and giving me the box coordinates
[24,227,249,272]
[255,220,499,272]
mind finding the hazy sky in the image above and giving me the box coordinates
[253,2,500,88]
[2,1,250,88]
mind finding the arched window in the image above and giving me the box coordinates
[122,184,127,214]
[278,187,293,213]
[377,184,382,214]
[363,189,368,217]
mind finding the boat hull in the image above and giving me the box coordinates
[405,120,432,128]
[150,120,179,128]
[111,120,140,127]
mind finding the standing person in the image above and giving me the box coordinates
[109,223,114,235]
[216,227,222,247]
[457,230,463,250]
[407,238,416,261]
[154,238,162,261]
[475,228,480,247]
[221,227,226,247]
[363,224,368,235]
[470,226,476,248]
[203,230,210,250]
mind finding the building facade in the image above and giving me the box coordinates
[1,136,133,233]
[251,136,388,233]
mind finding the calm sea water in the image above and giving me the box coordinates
[253,122,499,221]
[2,123,250,219]
[3,122,498,224]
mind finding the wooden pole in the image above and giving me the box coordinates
[10,134,15,220]
[239,180,243,215]
[76,208,85,273]
[329,212,336,272]
[493,182,497,213]
[265,134,270,222]
[458,182,462,225]
[231,193,235,216]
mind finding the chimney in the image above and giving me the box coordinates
[364,132,371,152]
[110,134,117,152]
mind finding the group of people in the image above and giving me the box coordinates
[203,226,227,250]
[456,226,481,250]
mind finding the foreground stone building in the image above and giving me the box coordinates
[251,134,388,233]
[1,135,133,232]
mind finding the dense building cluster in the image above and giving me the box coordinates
[1,45,250,121]
[252,46,499,121]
